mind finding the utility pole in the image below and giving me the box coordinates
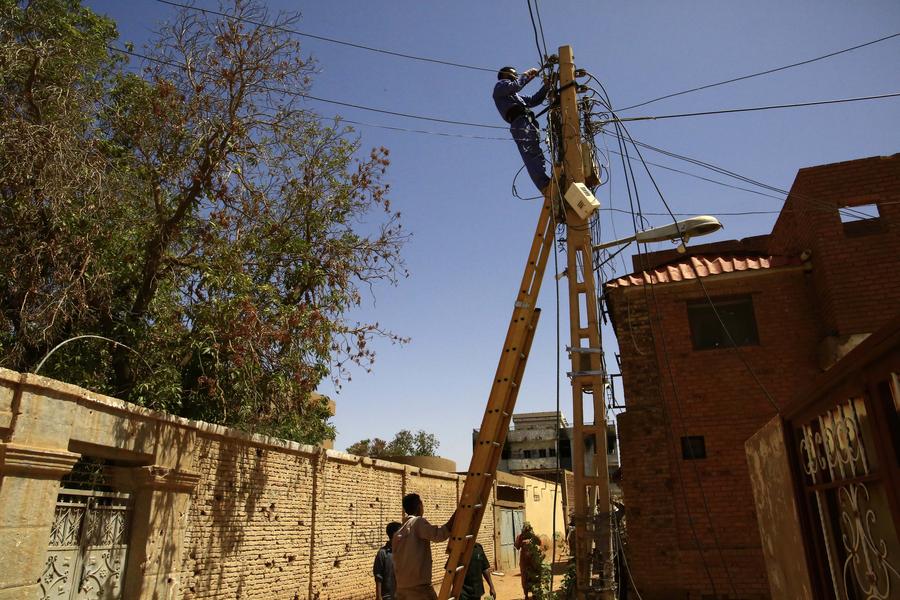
[437,44,614,600]
[557,44,614,599]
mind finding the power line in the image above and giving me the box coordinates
[336,115,884,224]
[152,0,495,73]
[607,103,723,595]
[597,76,740,594]
[110,44,889,224]
[597,128,877,221]
[106,45,506,130]
[619,31,900,112]
[604,91,900,123]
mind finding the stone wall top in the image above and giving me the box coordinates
[0,367,320,458]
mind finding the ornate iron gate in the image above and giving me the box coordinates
[38,459,132,599]
[792,365,900,599]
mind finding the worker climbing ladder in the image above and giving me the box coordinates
[440,45,613,600]
[438,193,556,600]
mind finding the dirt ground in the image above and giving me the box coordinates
[433,557,572,600]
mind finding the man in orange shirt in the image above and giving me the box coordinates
[392,493,456,600]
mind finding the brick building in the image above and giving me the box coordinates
[604,154,900,599]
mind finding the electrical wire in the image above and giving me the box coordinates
[618,31,900,111]
[592,121,878,221]
[616,155,724,598]
[591,76,730,596]
[601,91,900,123]
[153,0,495,72]
[613,514,644,600]
[532,0,550,64]
[336,113,885,223]
[106,45,506,129]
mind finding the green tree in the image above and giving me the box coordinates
[346,429,439,457]
[0,0,408,444]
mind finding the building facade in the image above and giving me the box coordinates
[474,411,619,485]
[605,154,900,599]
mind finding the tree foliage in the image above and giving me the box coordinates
[346,430,440,458]
[0,0,408,444]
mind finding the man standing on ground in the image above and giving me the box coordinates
[392,493,456,600]
[374,521,402,600]
[515,522,543,599]
[493,65,551,195]
[459,541,496,600]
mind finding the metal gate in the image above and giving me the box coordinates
[498,508,525,572]
[791,361,900,599]
[38,458,132,599]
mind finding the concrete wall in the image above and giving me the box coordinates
[0,367,501,599]
[521,474,565,544]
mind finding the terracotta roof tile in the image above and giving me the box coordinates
[606,254,790,288]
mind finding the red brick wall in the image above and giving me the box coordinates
[769,154,900,336]
[609,267,821,600]
[609,153,900,599]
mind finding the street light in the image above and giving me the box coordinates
[593,215,723,252]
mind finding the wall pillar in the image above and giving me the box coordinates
[116,465,200,600]
[0,443,80,599]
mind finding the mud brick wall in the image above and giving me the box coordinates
[181,438,316,599]
[310,455,406,598]
[0,368,519,600]
[180,439,498,600]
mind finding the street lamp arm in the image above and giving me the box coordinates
[592,215,722,250]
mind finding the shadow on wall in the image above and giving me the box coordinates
[184,439,273,598]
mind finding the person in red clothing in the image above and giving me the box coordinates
[515,522,543,599]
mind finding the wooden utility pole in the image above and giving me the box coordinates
[558,44,614,599]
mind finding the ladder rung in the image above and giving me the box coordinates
[580,476,607,486]
[567,370,605,378]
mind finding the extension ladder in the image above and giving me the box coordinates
[438,193,557,599]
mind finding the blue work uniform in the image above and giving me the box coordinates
[493,73,550,192]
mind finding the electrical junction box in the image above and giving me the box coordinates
[564,183,600,219]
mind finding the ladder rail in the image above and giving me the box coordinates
[438,196,556,600]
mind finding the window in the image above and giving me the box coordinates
[549,447,556,457]
[538,449,547,458]
[687,296,759,350]
[681,436,706,460]
[840,203,884,237]
[522,449,532,459]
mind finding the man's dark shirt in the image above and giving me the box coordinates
[373,543,396,600]
[460,542,490,600]
[493,73,549,122]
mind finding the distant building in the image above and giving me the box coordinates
[605,154,900,599]
[313,392,336,449]
[474,411,620,495]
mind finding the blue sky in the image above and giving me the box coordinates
[85,0,900,467]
